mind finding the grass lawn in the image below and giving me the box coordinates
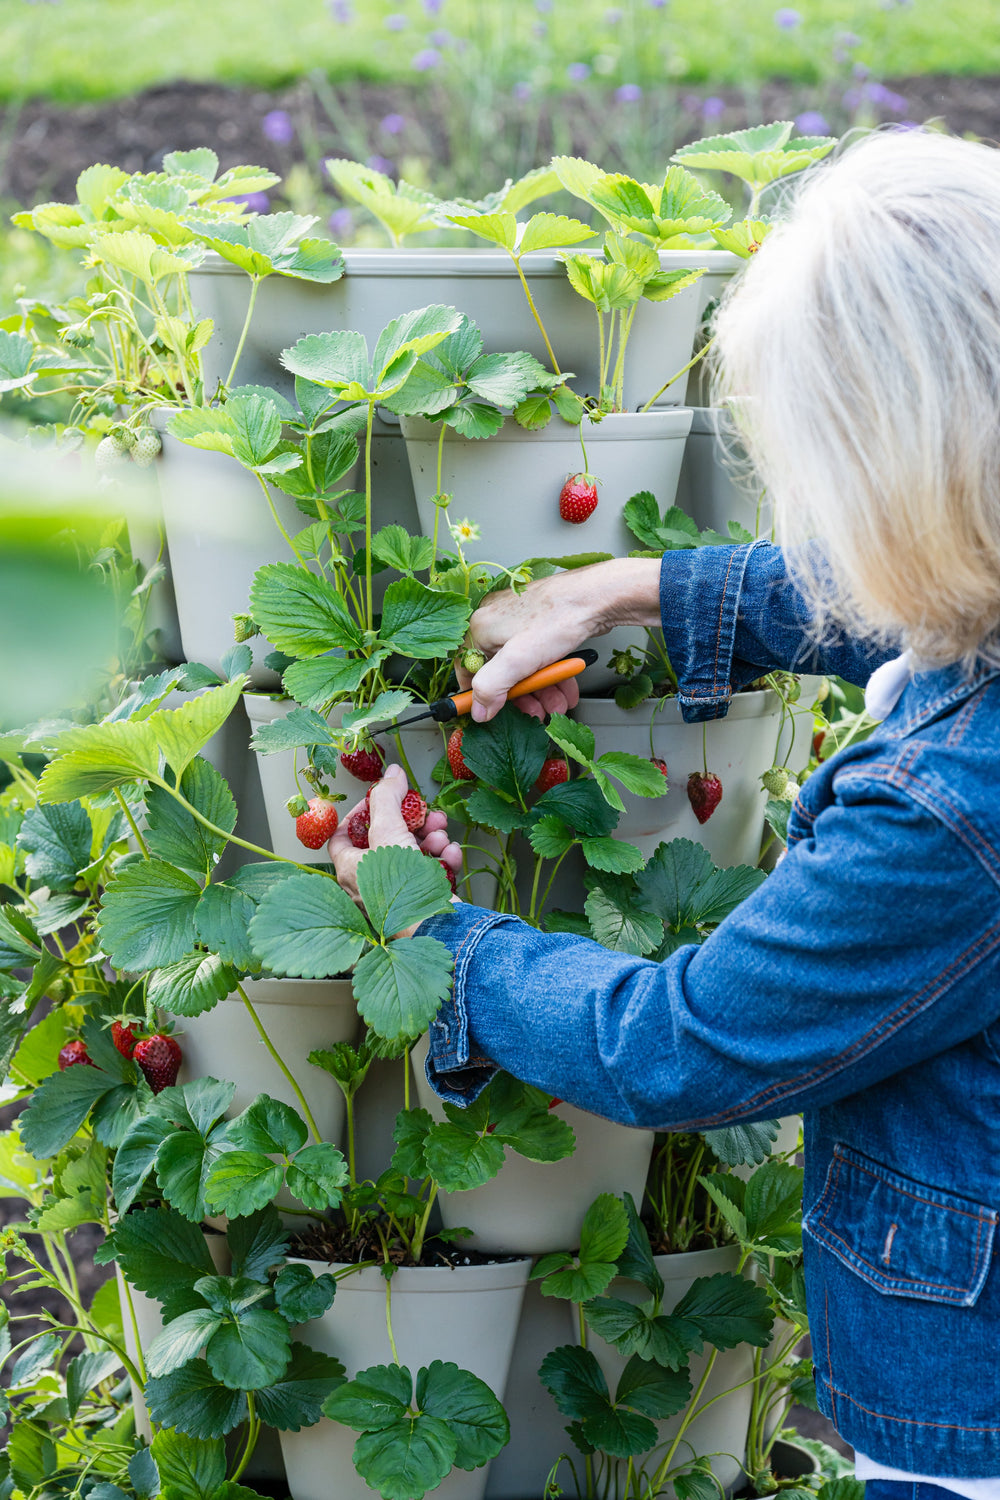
[1,0,999,105]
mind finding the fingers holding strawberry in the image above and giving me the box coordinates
[328,765,463,919]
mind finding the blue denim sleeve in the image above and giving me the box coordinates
[420,775,999,1123]
[661,541,898,722]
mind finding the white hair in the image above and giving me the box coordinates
[712,127,1000,669]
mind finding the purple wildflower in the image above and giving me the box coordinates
[328,0,353,20]
[423,0,444,11]
[837,30,862,47]
[367,154,395,175]
[262,109,295,145]
[649,0,667,8]
[412,47,442,70]
[513,81,533,101]
[852,61,870,79]
[681,92,702,113]
[227,191,270,214]
[429,28,451,45]
[380,113,407,134]
[384,12,408,29]
[616,83,643,103]
[605,6,624,20]
[865,80,908,113]
[774,7,802,28]
[702,96,726,118]
[535,0,553,10]
[328,208,354,238]
[794,110,829,135]
[532,21,547,36]
[567,61,591,82]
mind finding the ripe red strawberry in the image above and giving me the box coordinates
[112,1020,140,1059]
[58,1040,93,1071]
[446,728,476,782]
[535,757,569,793]
[295,797,340,849]
[340,742,385,782]
[134,1034,182,1094]
[401,790,428,833]
[651,757,669,782]
[687,771,723,824]
[347,809,371,849]
[558,472,599,524]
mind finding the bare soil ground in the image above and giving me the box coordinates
[1,72,998,208]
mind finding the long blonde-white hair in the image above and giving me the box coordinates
[713,127,1000,669]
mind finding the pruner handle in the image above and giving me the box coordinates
[446,649,598,719]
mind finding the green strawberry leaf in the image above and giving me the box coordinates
[423,1123,505,1191]
[249,561,365,657]
[15,801,93,891]
[378,579,471,659]
[98,860,204,972]
[417,1360,509,1470]
[249,872,371,978]
[673,1272,775,1350]
[150,1427,227,1497]
[145,1360,248,1439]
[460,707,549,804]
[635,839,714,929]
[353,937,453,1043]
[355,844,455,941]
[284,1142,349,1212]
[145,759,237,874]
[204,1152,284,1219]
[585,884,663,955]
[36,719,161,804]
[274,1263,337,1323]
[98,1206,217,1320]
[254,1342,346,1430]
[149,950,239,1017]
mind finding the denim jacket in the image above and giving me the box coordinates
[421,542,1000,1476]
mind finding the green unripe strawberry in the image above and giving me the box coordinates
[130,427,161,468]
[462,647,486,674]
[95,435,131,471]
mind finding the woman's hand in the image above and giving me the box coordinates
[458,557,662,722]
[327,764,463,935]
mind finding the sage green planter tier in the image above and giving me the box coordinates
[588,1244,754,1497]
[411,1037,655,1255]
[176,977,359,1145]
[279,1257,532,1500]
[188,249,703,409]
[155,427,323,688]
[674,407,768,539]
[402,409,693,693]
[572,691,807,868]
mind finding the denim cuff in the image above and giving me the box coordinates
[416,904,517,1106]
[659,540,768,723]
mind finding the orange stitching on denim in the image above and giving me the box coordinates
[824,1288,838,1428]
[946,689,984,747]
[666,919,1000,1130]
[883,763,1000,877]
[814,1218,981,1296]
[835,1148,993,1223]
[711,548,739,694]
[825,1381,1000,1433]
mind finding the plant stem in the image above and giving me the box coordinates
[114,787,149,858]
[226,276,261,389]
[255,471,308,567]
[385,1276,401,1366]
[364,399,375,630]
[512,252,562,375]
[156,779,322,873]
[235,981,322,1142]
[641,336,715,413]
[230,1391,259,1482]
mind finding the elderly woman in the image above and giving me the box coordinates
[331,130,1000,1500]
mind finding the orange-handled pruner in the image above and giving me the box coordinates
[391,649,598,728]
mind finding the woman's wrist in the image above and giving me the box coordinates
[590,558,662,633]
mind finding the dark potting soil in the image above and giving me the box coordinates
[289,1219,522,1270]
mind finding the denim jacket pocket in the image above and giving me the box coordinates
[803,1142,997,1307]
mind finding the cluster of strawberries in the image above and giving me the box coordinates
[58,1023,182,1093]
